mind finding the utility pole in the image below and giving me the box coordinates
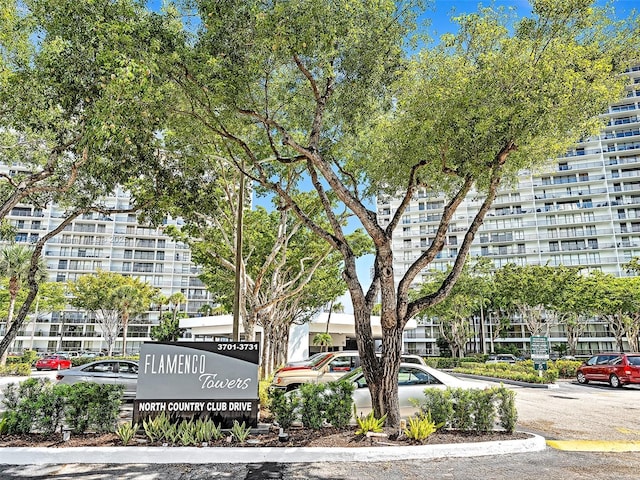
[232,168,245,342]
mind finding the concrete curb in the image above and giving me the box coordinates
[452,373,560,389]
[0,433,546,465]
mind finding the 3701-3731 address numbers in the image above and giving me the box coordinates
[216,343,258,351]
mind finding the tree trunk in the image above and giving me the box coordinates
[0,295,17,366]
[121,311,129,356]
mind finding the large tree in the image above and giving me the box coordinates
[166,0,639,426]
[68,271,158,355]
[0,0,179,359]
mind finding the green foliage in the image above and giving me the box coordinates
[552,360,582,378]
[1,378,53,434]
[258,379,271,411]
[142,413,169,443]
[355,411,387,436]
[268,387,301,431]
[0,378,123,435]
[63,382,124,434]
[0,363,32,376]
[414,385,518,434]
[69,271,158,355]
[150,315,185,342]
[323,380,355,428]
[229,420,251,443]
[0,414,8,435]
[450,388,475,430]
[496,386,518,433]
[471,389,497,432]
[194,418,223,443]
[453,361,560,384]
[404,412,440,442]
[414,388,453,427]
[20,350,38,365]
[298,382,327,430]
[177,419,198,446]
[116,422,138,446]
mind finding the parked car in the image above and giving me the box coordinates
[576,352,640,388]
[55,359,138,399]
[343,363,484,419]
[486,354,518,364]
[272,351,427,391]
[34,355,72,371]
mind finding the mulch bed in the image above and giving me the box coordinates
[0,426,531,449]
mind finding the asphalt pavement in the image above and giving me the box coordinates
[1,372,640,479]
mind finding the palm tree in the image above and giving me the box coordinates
[112,280,156,355]
[0,244,47,365]
[168,292,187,323]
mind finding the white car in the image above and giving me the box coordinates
[342,363,484,419]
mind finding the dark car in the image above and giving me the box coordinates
[34,355,72,371]
[56,359,138,399]
[576,353,640,388]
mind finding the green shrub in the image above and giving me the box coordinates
[64,382,123,434]
[298,383,327,430]
[323,380,355,428]
[20,350,38,366]
[414,385,519,434]
[450,388,474,430]
[0,363,32,376]
[472,388,497,432]
[259,379,271,411]
[552,360,582,378]
[1,378,51,434]
[268,387,300,431]
[496,386,518,433]
[34,384,69,435]
[5,356,21,366]
[414,388,453,427]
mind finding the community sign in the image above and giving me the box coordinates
[133,341,259,427]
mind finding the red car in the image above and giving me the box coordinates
[35,355,72,371]
[577,353,640,388]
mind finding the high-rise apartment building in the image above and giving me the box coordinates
[1,185,212,354]
[377,66,640,356]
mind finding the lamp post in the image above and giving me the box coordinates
[232,166,245,342]
[57,313,65,351]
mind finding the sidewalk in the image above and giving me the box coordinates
[0,434,547,465]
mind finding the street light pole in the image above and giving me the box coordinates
[232,167,245,342]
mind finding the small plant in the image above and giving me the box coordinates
[143,412,171,443]
[116,422,138,446]
[0,413,8,434]
[354,410,387,436]
[403,412,440,442]
[472,389,497,432]
[496,386,518,433]
[230,420,251,443]
[416,388,453,428]
[323,380,355,428]
[177,419,198,446]
[195,418,222,443]
[268,387,300,430]
[298,383,327,430]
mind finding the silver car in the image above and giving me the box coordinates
[55,360,138,399]
[343,363,484,419]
